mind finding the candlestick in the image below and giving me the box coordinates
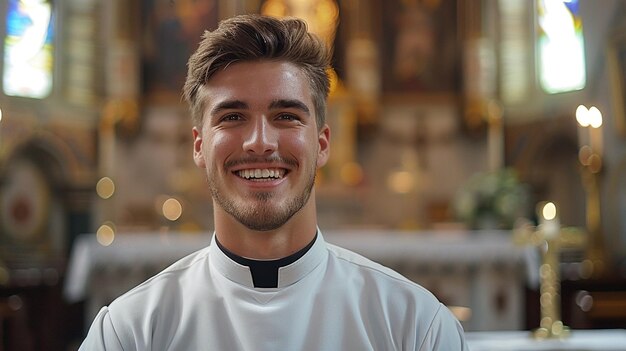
[574,105,606,275]
[487,100,504,172]
[515,202,586,339]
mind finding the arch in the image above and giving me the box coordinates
[513,126,585,227]
[0,129,91,188]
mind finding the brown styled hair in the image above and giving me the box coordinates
[183,14,331,129]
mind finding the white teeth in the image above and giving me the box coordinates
[237,168,284,180]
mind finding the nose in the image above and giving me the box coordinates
[242,117,278,155]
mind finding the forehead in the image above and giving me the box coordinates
[202,61,314,110]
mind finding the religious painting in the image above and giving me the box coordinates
[0,160,50,246]
[141,0,219,102]
[380,0,459,94]
[0,151,67,266]
[608,28,626,138]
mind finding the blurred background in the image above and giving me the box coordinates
[0,0,625,349]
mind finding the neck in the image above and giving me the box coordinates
[213,193,318,260]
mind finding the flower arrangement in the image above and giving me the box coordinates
[453,168,530,230]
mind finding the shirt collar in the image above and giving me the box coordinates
[208,229,327,289]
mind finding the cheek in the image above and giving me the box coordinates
[283,132,312,156]
[207,131,239,163]
[293,132,321,166]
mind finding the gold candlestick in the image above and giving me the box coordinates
[580,150,603,266]
[576,105,606,276]
[514,202,586,339]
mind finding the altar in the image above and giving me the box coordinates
[65,229,529,331]
[466,329,626,350]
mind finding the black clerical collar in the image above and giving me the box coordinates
[215,234,318,288]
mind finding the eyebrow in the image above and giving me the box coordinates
[210,99,311,117]
[210,100,248,116]
[269,99,310,115]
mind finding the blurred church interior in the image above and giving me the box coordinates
[0,0,626,349]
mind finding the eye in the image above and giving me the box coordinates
[277,113,300,122]
[221,113,243,122]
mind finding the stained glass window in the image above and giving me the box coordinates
[3,0,54,99]
[537,0,586,94]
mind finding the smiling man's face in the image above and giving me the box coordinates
[192,60,330,231]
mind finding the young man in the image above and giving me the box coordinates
[80,14,468,350]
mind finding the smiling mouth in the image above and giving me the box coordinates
[236,168,286,181]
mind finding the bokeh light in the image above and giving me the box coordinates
[96,223,115,246]
[387,171,415,194]
[542,202,557,221]
[162,198,183,221]
[575,105,589,127]
[588,106,603,128]
[96,177,115,199]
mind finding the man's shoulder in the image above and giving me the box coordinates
[88,246,212,346]
[325,243,438,300]
[109,246,211,309]
[323,242,450,333]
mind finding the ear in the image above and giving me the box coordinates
[316,124,330,168]
[192,127,206,168]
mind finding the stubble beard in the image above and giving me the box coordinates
[208,163,317,231]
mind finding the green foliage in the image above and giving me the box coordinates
[454,168,530,230]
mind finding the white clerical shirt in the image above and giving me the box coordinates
[80,231,468,350]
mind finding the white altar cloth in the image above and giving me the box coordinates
[466,329,626,350]
[65,230,524,301]
[65,230,528,331]
[325,229,526,265]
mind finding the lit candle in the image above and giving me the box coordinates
[539,202,560,239]
[575,105,590,151]
[588,106,603,158]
